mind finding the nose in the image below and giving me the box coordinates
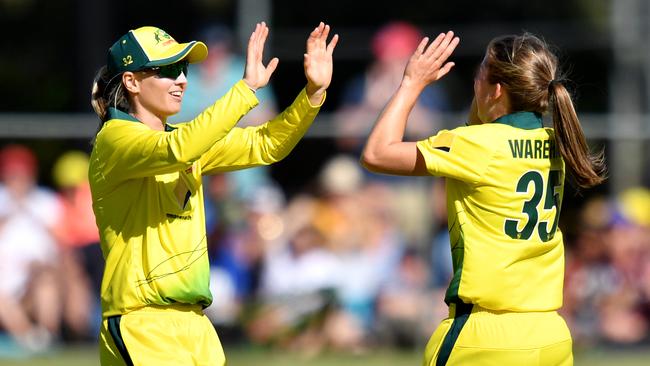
[175,72,188,85]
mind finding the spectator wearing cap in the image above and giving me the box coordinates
[333,21,449,154]
[0,144,62,354]
[51,151,103,340]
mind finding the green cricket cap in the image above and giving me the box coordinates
[107,26,208,77]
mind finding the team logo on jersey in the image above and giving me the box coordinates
[122,55,133,66]
[153,29,176,47]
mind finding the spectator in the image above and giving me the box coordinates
[312,156,405,350]
[247,202,343,354]
[562,196,618,346]
[0,145,62,353]
[599,188,650,344]
[333,21,448,154]
[52,151,102,340]
[375,247,434,349]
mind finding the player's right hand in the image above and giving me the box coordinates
[243,22,279,91]
[402,31,459,91]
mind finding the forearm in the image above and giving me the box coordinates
[361,83,423,169]
[256,87,323,161]
[179,80,258,151]
[200,88,322,173]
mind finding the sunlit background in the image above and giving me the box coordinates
[1,0,649,365]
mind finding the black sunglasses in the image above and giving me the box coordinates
[144,61,189,79]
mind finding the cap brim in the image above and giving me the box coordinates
[144,41,208,68]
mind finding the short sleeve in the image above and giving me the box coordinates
[416,127,494,184]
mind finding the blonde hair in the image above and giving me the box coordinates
[90,66,130,137]
[484,33,606,189]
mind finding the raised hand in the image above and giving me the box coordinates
[243,22,279,91]
[402,31,459,90]
[304,22,339,104]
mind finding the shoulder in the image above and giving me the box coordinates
[433,124,507,146]
[95,119,151,145]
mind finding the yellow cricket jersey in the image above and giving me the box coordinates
[417,111,565,312]
[89,80,324,317]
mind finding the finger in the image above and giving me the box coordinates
[250,23,260,53]
[326,34,339,55]
[430,31,455,59]
[425,32,449,58]
[425,33,446,56]
[309,23,321,40]
[436,36,460,65]
[437,62,456,79]
[266,57,279,76]
[247,24,259,58]
[414,37,429,55]
[320,24,330,44]
[307,25,320,51]
[259,23,270,59]
[261,21,269,41]
[253,22,261,41]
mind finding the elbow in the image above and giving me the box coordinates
[360,147,382,173]
[171,148,202,167]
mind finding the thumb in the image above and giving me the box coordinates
[266,57,279,77]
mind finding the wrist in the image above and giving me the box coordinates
[242,79,257,93]
[400,77,427,92]
[306,84,326,98]
[306,85,326,106]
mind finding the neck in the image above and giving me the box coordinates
[131,107,166,131]
[482,93,512,123]
[485,103,511,123]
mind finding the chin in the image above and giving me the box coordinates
[166,106,182,116]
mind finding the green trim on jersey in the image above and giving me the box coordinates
[444,219,465,305]
[493,111,543,130]
[106,107,177,131]
[107,107,138,122]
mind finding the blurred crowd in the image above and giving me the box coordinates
[1,21,649,359]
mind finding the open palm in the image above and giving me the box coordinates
[243,22,279,91]
[403,31,459,88]
[304,22,339,96]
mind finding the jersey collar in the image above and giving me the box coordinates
[107,107,139,122]
[106,107,176,131]
[492,111,543,130]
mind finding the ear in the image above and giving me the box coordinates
[122,72,140,94]
[493,82,504,100]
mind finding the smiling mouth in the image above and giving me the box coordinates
[170,91,183,99]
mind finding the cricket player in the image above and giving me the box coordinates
[361,31,605,365]
[89,22,338,365]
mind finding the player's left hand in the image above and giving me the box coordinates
[243,22,279,91]
[402,31,459,91]
[304,22,339,103]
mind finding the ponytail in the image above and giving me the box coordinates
[90,66,130,140]
[485,33,607,190]
[549,81,606,188]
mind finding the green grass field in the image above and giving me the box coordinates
[1,345,649,366]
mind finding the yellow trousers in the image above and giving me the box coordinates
[99,304,225,366]
[423,303,573,366]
